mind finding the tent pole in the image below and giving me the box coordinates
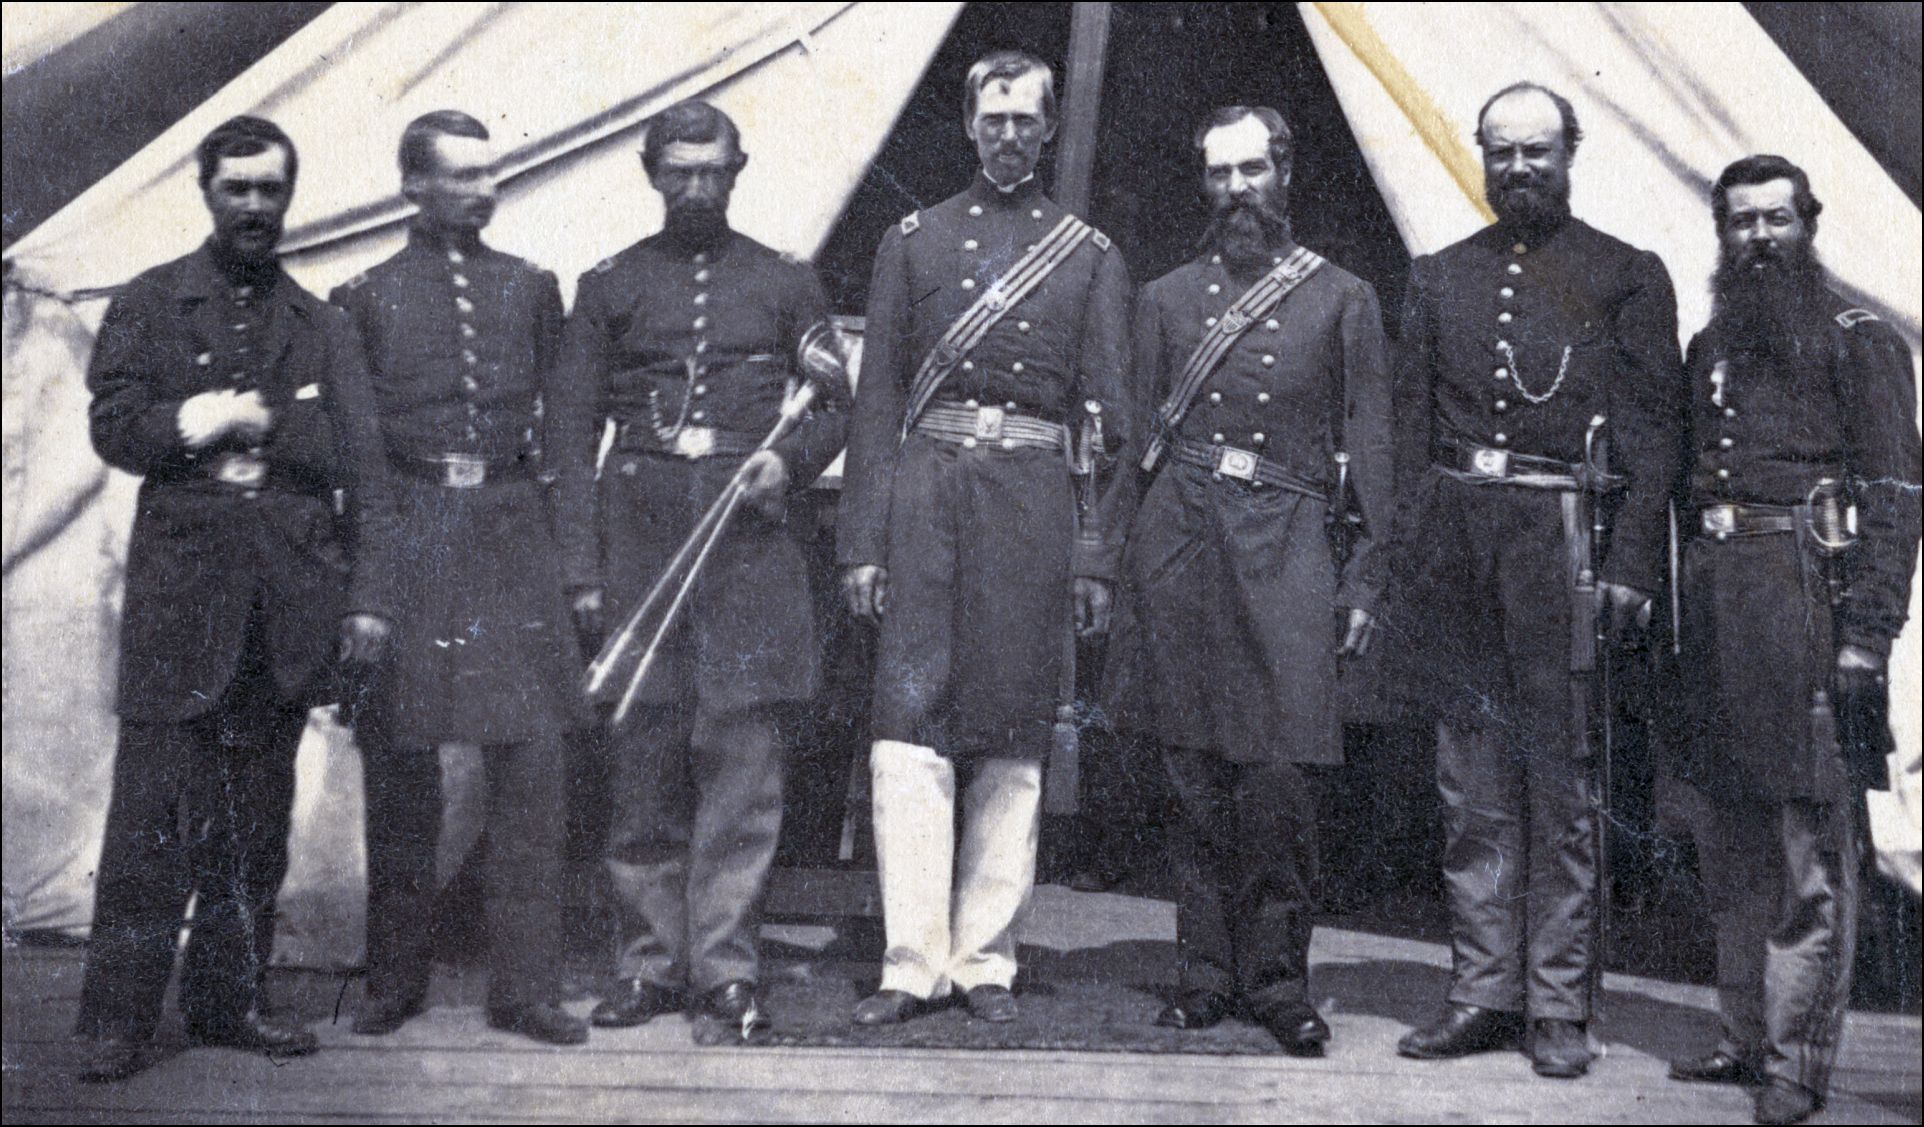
[1054,2,1112,218]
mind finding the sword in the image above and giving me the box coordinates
[1582,413,1613,1023]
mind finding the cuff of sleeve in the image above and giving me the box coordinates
[1072,534,1120,581]
[1838,619,1894,659]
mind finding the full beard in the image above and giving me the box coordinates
[1204,190,1292,269]
[1710,241,1829,360]
[664,200,728,248]
[1486,169,1570,233]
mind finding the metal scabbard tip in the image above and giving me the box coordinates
[1084,399,1102,414]
[1590,414,1606,428]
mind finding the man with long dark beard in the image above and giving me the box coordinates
[1387,83,1684,1078]
[1109,106,1389,1054]
[552,100,842,1043]
[1664,155,1919,1126]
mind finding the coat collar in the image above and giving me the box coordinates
[966,171,1046,209]
[175,241,312,321]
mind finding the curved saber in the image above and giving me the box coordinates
[596,381,824,726]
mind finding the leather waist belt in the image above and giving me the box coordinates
[613,420,763,460]
[390,451,536,489]
[1172,437,1323,498]
[1696,502,1797,540]
[914,400,1066,452]
[1438,443,1581,491]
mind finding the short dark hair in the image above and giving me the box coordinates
[641,101,745,176]
[1474,82,1583,154]
[962,50,1057,128]
[196,116,297,191]
[1194,105,1293,172]
[1711,154,1822,233]
[399,110,490,178]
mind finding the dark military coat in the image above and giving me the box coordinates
[87,243,391,723]
[1676,291,1921,799]
[552,229,840,712]
[1382,216,1683,717]
[330,229,578,746]
[1111,248,1392,765]
[838,175,1134,760]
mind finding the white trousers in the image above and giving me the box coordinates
[870,740,1041,998]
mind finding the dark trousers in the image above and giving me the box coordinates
[606,703,784,993]
[1162,746,1319,1012]
[1690,767,1860,1098]
[1437,722,1597,1020]
[359,728,566,1010]
[77,636,307,1041]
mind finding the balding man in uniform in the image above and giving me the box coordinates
[1114,105,1391,1055]
[333,111,586,1046]
[1387,83,1683,1078]
[552,101,843,1043]
[838,50,1134,1026]
[1663,156,1920,1127]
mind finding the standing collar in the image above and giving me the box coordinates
[177,240,300,312]
[968,171,1045,208]
[406,222,488,261]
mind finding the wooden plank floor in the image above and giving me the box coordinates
[5,887,1918,1124]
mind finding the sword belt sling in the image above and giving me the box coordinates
[900,214,1094,438]
[1140,247,1326,472]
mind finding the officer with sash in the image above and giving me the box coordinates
[1386,84,1684,1077]
[332,111,587,1046]
[552,101,843,1043]
[837,50,1134,1025]
[1112,106,1391,1054]
[1663,156,1920,1127]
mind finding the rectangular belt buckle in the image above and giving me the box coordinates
[974,406,1006,442]
[1470,447,1510,477]
[673,426,717,459]
[442,454,486,489]
[1216,446,1258,481]
[1701,505,1736,535]
[214,452,267,488]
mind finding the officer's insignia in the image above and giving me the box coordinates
[900,212,921,236]
[592,256,616,275]
[1220,310,1250,335]
[1091,230,1112,252]
[343,271,369,290]
[983,288,1007,313]
[1835,308,1880,328]
[295,383,322,401]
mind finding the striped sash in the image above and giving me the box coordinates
[901,213,1094,438]
[1140,246,1325,471]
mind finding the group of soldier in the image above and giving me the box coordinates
[70,46,1918,1127]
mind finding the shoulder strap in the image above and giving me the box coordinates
[901,214,1093,437]
[1140,247,1325,470]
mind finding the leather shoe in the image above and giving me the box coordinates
[352,992,425,1036]
[1155,990,1235,1030]
[1669,1050,1765,1086]
[187,1013,319,1058]
[1254,1002,1332,1058]
[78,1038,148,1084]
[1753,1078,1822,1125]
[965,984,1018,1023]
[1396,1004,1524,1059]
[487,1003,589,1046]
[1529,1018,1593,1078]
[590,978,684,1028]
[852,989,929,1026]
[694,981,771,1044]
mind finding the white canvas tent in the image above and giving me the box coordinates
[4,2,1918,964]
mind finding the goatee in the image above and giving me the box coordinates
[1205,189,1292,269]
[1710,239,1829,360]
[664,201,728,249]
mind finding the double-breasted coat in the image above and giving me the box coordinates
[552,230,841,713]
[330,230,579,746]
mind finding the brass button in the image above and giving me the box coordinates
[693,385,707,396]
[1500,286,1515,299]
[1001,437,1016,449]
[962,361,975,372]
[462,350,477,365]
[1207,284,1221,295]
[693,252,709,265]
[451,274,469,288]
[1017,321,1031,332]
[1257,392,1271,404]
[1210,254,1222,265]
[1030,208,1044,220]
[691,410,706,422]
[1011,362,1024,374]
[1716,468,1731,480]
[196,353,211,366]
[1497,312,1513,324]
[1494,399,1509,412]
[1493,432,1508,445]
[1506,263,1522,275]
[1724,407,1737,418]
[1209,391,1223,404]
[1496,339,1510,351]
[1494,367,1509,380]
[961,278,976,290]
[456,297,475,314]
[962,436,978,448]
[965,399,980,409]
[1719,437,1734,449]
[693,293,708,306]
[1266,319,1280,331]
[1205,317,1218,327]
[1261,355,1275,367]
[1004,401,1017,411]
[1212,432,1225,443]
[460,323,476,339]
[964,239,979,251]
[693,316,708,330]
[968,205,983,217]
[695,269,711,283]
[447,249,465,265]
[1512,242,1528,255]
[1253,433,1266,445]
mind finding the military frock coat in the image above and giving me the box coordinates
[330,230,580,746]
[1112,248,1392,765]
[88,243,392,723]
[552,229,842,712]
[1676,292,1921,799]
[837,175,1134,761]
